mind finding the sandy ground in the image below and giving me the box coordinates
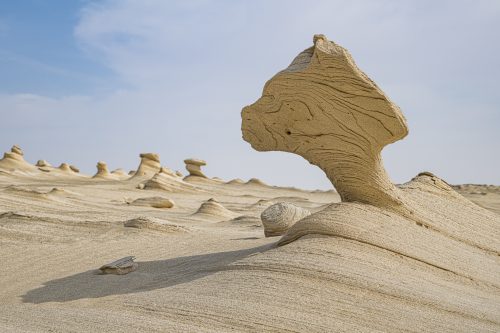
[0,169,498,332]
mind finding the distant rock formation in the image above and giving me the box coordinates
[130,153,161,179]
[111,168,127,178]
[260,203,311,237]
[227,178,244,185]
[69,165,80,173]
[184,158,207,178]
[0,145,37,173]
[36,160,51,167]
[58,163,74,173]
[246,178,267,186]
[93,161,111,179]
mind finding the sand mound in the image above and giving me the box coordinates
[227,178,244,185]
[129,153,161,179]
[124,216,188,233]
[0,145,38,173]
[260,202,311,237]
[193,198,239,220]
[184,158,207,178]
[128,196,175,209]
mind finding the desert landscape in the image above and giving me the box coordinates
[0,34,499,332]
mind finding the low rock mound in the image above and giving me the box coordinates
[143,170,196,192]
[261,202,311,237]
[128,196,175,209]
[124,216,188,232]
[0,145,38,173]
[193,198,239,220]
[227,178,244,185]
[58,163,73,172]
[69,165,80,173]
[246,178,267,186]
[110,168,129,179]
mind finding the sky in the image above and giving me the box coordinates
[0,0,499,190]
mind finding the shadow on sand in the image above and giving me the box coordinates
[22,244,273,304]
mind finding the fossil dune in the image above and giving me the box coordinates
[0,35,498,332]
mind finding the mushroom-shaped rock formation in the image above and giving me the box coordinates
[36,160,51,168]
[242,34,409,215]
[184,158,207,178]
[240,35,500,327]
[260,202,311,237]
[0,145,38,173]
[58,163,73,172]
[193,198,239,221]
[130,153,161,179]
[92,161,112,179]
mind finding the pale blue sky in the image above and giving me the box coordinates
[1,0,499,189]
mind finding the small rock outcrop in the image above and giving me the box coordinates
[36,160,51,167]
[99,256,137,275]
[129,196,175,209]
[69,165,80,173]
[260,203,311,237]
[184,158,207,178]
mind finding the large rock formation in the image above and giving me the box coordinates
[242,34,409,216]
[241,34,500,329]
[130,153,161,179]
